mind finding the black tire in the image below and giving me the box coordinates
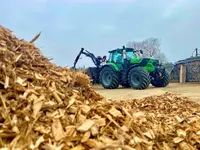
[99,66,119,89]
[151,70,170,87]
[128,67,150,90]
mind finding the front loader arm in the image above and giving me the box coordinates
[82,50,100,67]
[72,48,84,69]
[72,48,101,69]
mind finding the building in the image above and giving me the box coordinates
[170,56,200,83]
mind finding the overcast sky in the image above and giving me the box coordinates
[1,0,200,67]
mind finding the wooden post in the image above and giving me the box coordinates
[180,64,186,83]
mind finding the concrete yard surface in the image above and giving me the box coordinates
[94,83,200,102]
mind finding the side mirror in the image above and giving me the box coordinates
[140,50,143,54]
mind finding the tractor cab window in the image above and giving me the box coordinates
[126,51,136,60]
[108,53,113,62]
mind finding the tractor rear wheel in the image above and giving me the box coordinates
[151,70,170,87]
[100,66,119,89]
[128,67,150,90]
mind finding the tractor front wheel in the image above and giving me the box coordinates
[151,69,170,87]
[100,66,119,89]
[128,67,150,90]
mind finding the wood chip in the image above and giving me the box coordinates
[4,76,9,88]
[65,126,76,137]
[94,118,106,127]
[86,139,101,148]
[80,105,91,114]
[33,95,44,118]
[52,118,66,141]
[70,145,85,150]
[109,107,123,117]
[81,131,91,143]
[77,119,95,132]
[91,125,99,136]
[77,114,87,124]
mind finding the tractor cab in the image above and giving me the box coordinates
[107,47,143,69]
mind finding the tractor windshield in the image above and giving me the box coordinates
[126,51,137,60]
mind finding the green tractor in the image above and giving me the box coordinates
[72,46,170,90]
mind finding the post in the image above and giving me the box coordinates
[179,64,186,83]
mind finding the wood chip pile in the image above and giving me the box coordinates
[1,25,200,150]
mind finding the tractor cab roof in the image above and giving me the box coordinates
[108,48,134,53]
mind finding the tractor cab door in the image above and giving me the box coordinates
[112,51,124,70]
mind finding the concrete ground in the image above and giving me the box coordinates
[94,83,200,101]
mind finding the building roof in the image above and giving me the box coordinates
[175,56,200,65]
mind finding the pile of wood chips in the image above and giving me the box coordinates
[0,25,200,150]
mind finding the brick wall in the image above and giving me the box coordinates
[170,65,180,82]
[170,60,200,82]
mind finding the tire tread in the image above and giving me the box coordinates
[128,67,150,90]
[100,67,119,89]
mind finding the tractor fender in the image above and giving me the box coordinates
[127,64,140,74]
[101,64,118,72]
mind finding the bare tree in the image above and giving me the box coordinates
[127,37,168,63]
[154,51,168,64]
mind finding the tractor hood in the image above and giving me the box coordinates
[130,57,160,72]
[130,57,159,65]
